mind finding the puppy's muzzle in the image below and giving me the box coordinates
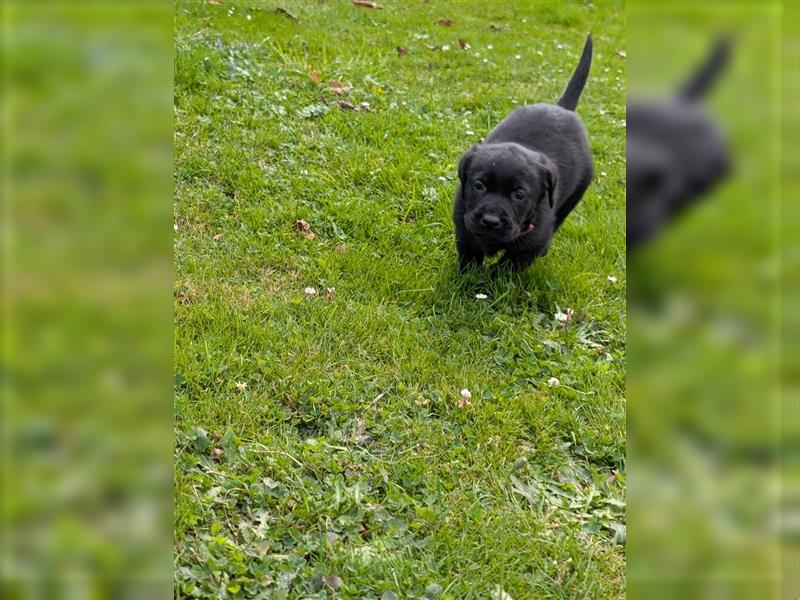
[467,209,511,239]
[480,213,502,229]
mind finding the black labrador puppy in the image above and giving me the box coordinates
[453,35,593,272]
[626,38,732,250]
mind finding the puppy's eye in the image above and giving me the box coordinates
[472,180,486,192]
[512,189,526,201]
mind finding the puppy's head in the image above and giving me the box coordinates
[458,142,557,243]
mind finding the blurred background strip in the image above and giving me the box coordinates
[627,1,797,598]
[1,2,174,597]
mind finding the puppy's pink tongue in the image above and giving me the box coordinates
[520,224,535,236]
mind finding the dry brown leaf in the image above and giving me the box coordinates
[616,50,626,59]
[352,0,383,8]
[458,37,468,50]
[338,100,357,111]
[275,7,299,21]
[294,219,317,239]
[396,46,408,57]
[310,69,321,84]
[328,79,353,94]
[437,18,454,26]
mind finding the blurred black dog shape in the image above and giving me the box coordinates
[453,35,594,272]
[627,38,732,250]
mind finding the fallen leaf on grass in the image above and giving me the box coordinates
[489,23,506,31]
[353,0,383,8]
[616,50,626,59]
[396,46,408,57]
[328,79,353,94]
[275,7,298,21]
[458,37,469,50]
[310,69,321,84]
[436,18,454,26]
[294,219,317,239]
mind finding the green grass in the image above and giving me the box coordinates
[174,1,625,598]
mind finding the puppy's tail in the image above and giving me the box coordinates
[556,34,592,111]
[676,36,732,102]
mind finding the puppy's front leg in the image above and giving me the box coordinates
[457,237,484,272]
[497,249,536,272]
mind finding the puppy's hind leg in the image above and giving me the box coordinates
[554,182,590,231]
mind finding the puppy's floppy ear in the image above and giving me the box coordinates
[538,157,559,209]
[458,145,479,183]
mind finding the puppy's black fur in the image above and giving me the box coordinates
[453,35,594,272]
[626,38,732,250]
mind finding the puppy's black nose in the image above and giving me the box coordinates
[480,214,501,229]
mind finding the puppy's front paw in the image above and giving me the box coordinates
[458,253,484,272]
[496,253,535,273]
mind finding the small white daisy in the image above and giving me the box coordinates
[246,14,252,21]
[173,223,178,231]
[607,275,618,284]
[547,377,560,386]
[304,287,318,297]
[515,54,521,60]
[235,381,248,392]
[475,293,488,300]
[466,130,475,136]
[600,171,607,177]
[487,44,493,50]
[442,44,451,51]
[554,308,573,323]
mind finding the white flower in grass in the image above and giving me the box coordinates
[475,293,488,300]
[459,388,472,408]
[304,287,318,297]
[173,223,178,231]
[554,307,573,323]
[547,377,560,387]
[607,275,618,284]
[235,381,248,392]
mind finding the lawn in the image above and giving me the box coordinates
[174,1,626,598]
